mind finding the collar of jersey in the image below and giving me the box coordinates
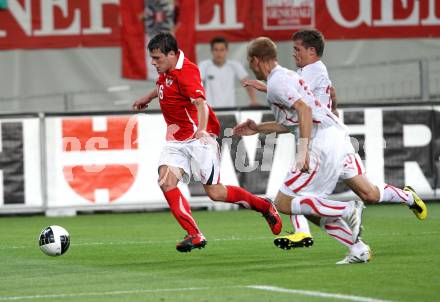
[175,50,184,70]
[268,64,283,81]
[300,60,323,73]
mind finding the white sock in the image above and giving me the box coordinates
[291,215,311,235]
[291,196,352,218]
[350,240,369,254]
[320,217,353,248]
[379,183,414,205]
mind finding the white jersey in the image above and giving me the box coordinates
[199,59,248,108]
[297,60,332,110]
[266,66,353,197]
[266,65,344,137]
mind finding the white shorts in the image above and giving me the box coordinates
[340,153,366,180]
[158,139,221,185]
[280,125,352,198]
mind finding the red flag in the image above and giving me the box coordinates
[120,0,197,80]
[174,0,196,63]
[120,0,146,79]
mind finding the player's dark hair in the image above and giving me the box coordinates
[292,28,325,57]
[247,37,277,62]
[148,32,178,54]
[210,36,228,49]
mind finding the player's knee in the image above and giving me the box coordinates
[274,199,290,215]
[159,182,175,192]
[158,177,176,192]
[359,188,380,204]
[207,191,222,201]
[205,186,225,201]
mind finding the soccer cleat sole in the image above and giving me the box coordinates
[176,240,207,253]
[273,236,314,250]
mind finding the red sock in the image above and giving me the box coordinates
[163,188,200,235]
[225,185,270,213]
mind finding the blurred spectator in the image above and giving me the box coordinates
[199,36,260,108]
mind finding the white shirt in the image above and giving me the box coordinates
[199,59,248,108]
[266,65,345,137]
[297,60,332,109]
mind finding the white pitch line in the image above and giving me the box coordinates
[1,230,439,250]
[248,285,394,302]
[0,285,394,302]
[0,236,273,250]
[0,286,241,301]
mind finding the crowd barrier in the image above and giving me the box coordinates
[0,106,439,215]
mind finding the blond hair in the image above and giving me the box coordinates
[247,37,278,62]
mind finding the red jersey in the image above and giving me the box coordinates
[156,51,220,141]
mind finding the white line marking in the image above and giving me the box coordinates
[2,230,439,251]
[248,285,393,302]
[0,236,273,250]
[0,286,240,301]
[0,285,394,302]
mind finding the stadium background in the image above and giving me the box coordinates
[0,0,439,215]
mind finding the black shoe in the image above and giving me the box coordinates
[176,234,207,252]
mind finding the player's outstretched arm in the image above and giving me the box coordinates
[132,89,158,111]
[243,79,267,93]
[241,79,261,106]
[233,119,289,136]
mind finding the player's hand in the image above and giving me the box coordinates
[195,129,215,145]
[232,119,258,136]
[296,139,310,172]
[243,80,267,92]
[296,151,310,173]
[132,95,151,111]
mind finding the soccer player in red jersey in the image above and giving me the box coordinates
[132,32,282,252]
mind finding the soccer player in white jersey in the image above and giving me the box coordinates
[199,36,260,108]
[244,30,428,264]
[233,37,368,264]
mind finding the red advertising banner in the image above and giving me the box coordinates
[0,0,120,49]
[3,0,439,51]
[195,0,440,42]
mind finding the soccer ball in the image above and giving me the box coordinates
[38,225,70,256]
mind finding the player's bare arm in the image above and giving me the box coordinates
[242,79,268,93]
[330,86,339,117]
[241,79,261,106]
[293,99,312,172]
[233,119,289,136]
[132,89,158,111]
[193,97,211,140]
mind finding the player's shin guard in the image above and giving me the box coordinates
[291,196,352,218]
[320,217,353,248]
[225,185,269,213]
[379,183,414,205]
[163,188,200,235]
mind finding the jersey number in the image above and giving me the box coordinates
[158,85,164,100]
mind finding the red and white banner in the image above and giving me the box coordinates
[45,114,168,207]
[1,1,439,77]
[1,107,440,213]
[0,0,120,49]
[194,0,440,42]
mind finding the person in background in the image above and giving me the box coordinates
[199,36,260,108]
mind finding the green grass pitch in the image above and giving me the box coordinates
[0,203,439,302]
